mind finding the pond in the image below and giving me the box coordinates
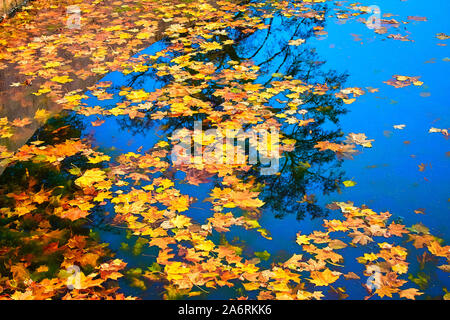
[0,0,449,300]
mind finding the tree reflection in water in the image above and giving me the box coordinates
[109,2,349,221]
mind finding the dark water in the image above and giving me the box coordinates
[9,0,449,299]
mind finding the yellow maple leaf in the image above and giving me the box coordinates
[200,41,222,52]
[309,268,340,286]
[75,169,107,188]
[88,154,111,164]
[399,288,423,300]
[51,75,73,84]
[296,234,311,245]
[194,240,215,252]
[126,89,150,102]
[167,195,190,212]
[342,180,357,187]
[34,109,51,122]
[170,215,192,229]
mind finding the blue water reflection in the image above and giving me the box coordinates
[77,0,449,299]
